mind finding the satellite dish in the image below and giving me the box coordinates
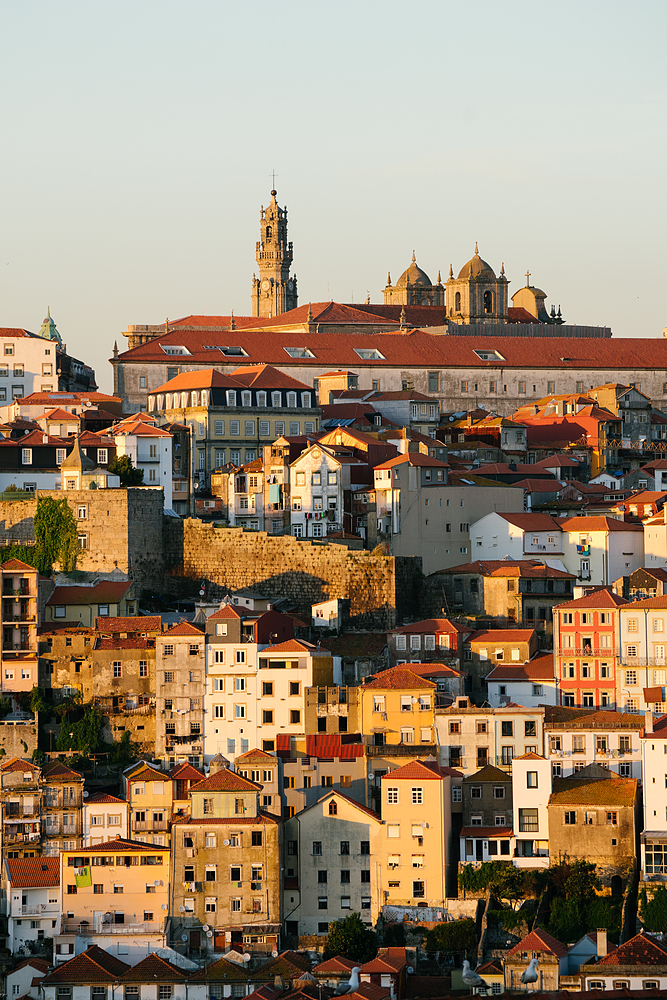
[206,931,213,938]
[199,589,205,597]
[243,953,251,962]
[203,924,210,932]
[407,967,414,975]
[367,771,374,779]
[154,880,160,886]
[179,906,185,913]
[161,904,167,910]
[271,951,279,958]
[83,790,89,798]
[182,934,189,942]
[223,839,230,846]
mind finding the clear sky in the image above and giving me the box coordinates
[0,0,665,392]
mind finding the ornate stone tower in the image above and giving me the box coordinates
[445,244,509,324]
[383,252,444,306]
[251,189,297,317]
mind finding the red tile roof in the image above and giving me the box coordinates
[550,775,637,807]
[168,762,204,781]
[360,949,408,974]
[506,928,568,959]
[42,762,83,782]
[95,637,149,650]
[66,837,169,853]
[380,759,443,781]
[248,951,312,981]
[555,589,629,609]
[438,559,574,579]
[460,826,514,838]
[233,748,276,762]
[361,667,436,690]
[86,792,126,804]
[497,512,564,531]
[173,812,278,826]
[127,763,167,782]
[390,618,468,635]
[620,594,667,609]
[190,769,260,792]
[468,629,536,643]
[595,933,667,966]
[259,639,320,655]
[312,957,358,974]
[95,615,162,632]
[41,946,131,983]
[1,558,38,571]
[47,581,133,606]
[559,515,644,532]
[120,954,187,982]
[305,735,365,759]
[485,654,555,682]
[0,757,39,773]
[6,856,60,887]
[164,621,204,636]
[348,985,391,1000]
[374,452,448,470]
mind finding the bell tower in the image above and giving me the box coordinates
[251,189,298,317]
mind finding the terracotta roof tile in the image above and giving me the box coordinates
[190,769,260,792]
[380,759,443,781]
[95,615,162,632]
[258,639,320,655]
[390,618,469,635]
[305,735,365,759]
[6,856,60,887]
[549,775,637,807]
[120,955,186,982]
[168,762,204,781]
[436,559,575,579]
[42,762,83,782]
[485,654,555,682]
[361,667,436,690]
[189,957,249,982]
[248,951,312,981]
[596,933,667,967]
[463,764,511,783]
[41,947,131,983]
[312,957,358,974]
[460,825,514,838]
[506,928,568,959]
[164,621,204,636]
[85,792,126,804]
[46,581,132,606]
[555,589,629,610]
[559,515,644,532]
[128,763,167,783]
[65,837,169,853]
[468,629,536,643]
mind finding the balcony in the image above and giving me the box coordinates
[133,820,169,832]
[4,809,37,820]
[365,743,438,757]
[11,902,59,917]
[560,648,619,657]
[5,831,41,844]
[60,919,163,935]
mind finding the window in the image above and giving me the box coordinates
[411,787,423,804]
[113,662,122,678]
[312,841,322,855]
[527,771,538,788]
[22,448,32,465]
[501,721,513,737]
[607,811,618,826]
[519,808,538,832]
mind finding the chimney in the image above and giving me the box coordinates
[646,710,654,735]
[597,928,607,959]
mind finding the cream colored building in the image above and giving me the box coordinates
[290,442,369,540]
[171,764,281,957]
[283,789,382,943]
[83,792,129,845]
[359,667,437,753]
[436,699,544,776]
[203,604,333,763]
[156,621,206,768]
[380,758,463,905]
[124,761,173,847]
[374,455,524,575]
[1,557,40,697]
[55,837,169,962]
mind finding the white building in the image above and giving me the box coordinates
[0,329,59,405]
[485,653,558,708]
[435,701,545,776]
[312,598,345,630]
[5,958,49,1000]
[470,512,644,585]
[113,418,173,508]
[512,752,551,867]
[203,604,335,763]
[290,442,370,539]
[5,855,61,956]
[581,932,667,991]
[640,711,667,881]
[619,597,667,714]
[83,792,129,845]
[545,710,643,780]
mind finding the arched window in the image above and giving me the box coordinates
[272,391,282,407]
[484,290,493,314]
[455,291,461,312]
[165,394,172,409]
[257,391,267,408]
[157,395,164,410]
[191,391,198,407]
[329,801,337,816]
[266,225,272,239]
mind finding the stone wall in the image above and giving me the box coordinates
[166,522,421,629]
[0,717,39,758]
[0,489,167,594]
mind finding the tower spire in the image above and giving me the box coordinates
[252,186,297,317]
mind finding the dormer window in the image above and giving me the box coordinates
[227,391,237,407]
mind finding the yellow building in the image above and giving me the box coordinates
[359,667,437,749]
[379,758,463,904]
[124,762,173,847]
[55,836,169,962]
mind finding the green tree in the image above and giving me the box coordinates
[323,913,377,963]
[564,860,601,900]
[33,496,78,573]
[108,455,145,486]
[425,918,476,955]
[642,887,667,931]
[57,703,104,756]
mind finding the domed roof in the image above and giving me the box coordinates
[396,252,432,288]
[457,243,496,281]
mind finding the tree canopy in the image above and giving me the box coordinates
[108,455,145,486]
[323,913,377,963]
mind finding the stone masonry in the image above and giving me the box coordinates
[169,522,422,629]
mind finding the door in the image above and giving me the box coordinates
[475,840,483,861]
[190,930,200,951]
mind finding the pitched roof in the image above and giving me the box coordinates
[374,452,448,470]
[6,856,60,887]
[95,615,162,632]
[168,761,204,781]
[459,825,514,838]
[559,515,644,532]
[128,763,167,782]
[619,594,667,610]
[42,761,82,782]
[380,759,443,781]
[305,735,365,759]
[0,757,39,773]
[190,769,260,792]
[467,629,536,643]
[596,933,667,967]
[390,617,468,635]
[46,580,133,606]
[438,559,575,579]
[361,667,436,690]
[1,558,38,571]
[550,775,637,807]
[189,957,249,982]
[234,748,278,762]
[41,947,131,983]
[85,792,126,804]
[463,764,511,783]
[258,639,320,655]
[65,837,169,853]
[248,951,312,981]
[120,954,187,982]
[506,928,568,959]
[164,621,204,636]
[497,512,563,531]
[485,654,556,682]
[555,589,629,609]
[312,957,358,975]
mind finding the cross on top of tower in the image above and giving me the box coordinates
[271,168,277,195]
[525,269,531,287]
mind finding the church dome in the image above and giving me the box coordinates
[396,252,432,288]
[457,244,496,281]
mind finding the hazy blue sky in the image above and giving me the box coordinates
[0,1,665,391]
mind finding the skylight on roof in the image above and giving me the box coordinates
[354,348,386,361]
[284,347,315,359]
[203,345,219,350]
[219,346,248,357]
[473,349,506,361]
[161,345,191,356]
